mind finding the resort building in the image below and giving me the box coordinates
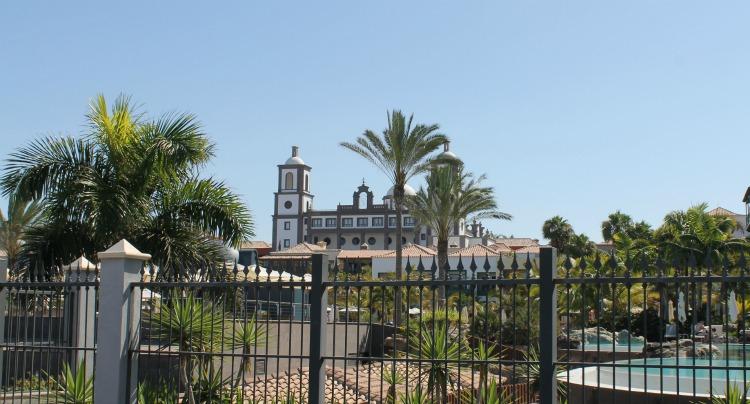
[707,206,749,239]
[272,145,475,252]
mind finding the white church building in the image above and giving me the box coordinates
[271,145,482,252]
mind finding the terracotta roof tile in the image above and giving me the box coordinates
[337,250,391,259]
[708,207,740,217]
[449,244,503,257]
[377,244,435,258]
[489,238,539,248]
[240,240,271,249]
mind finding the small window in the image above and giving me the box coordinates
[339,237,346,246]
[402,237,407,244]
[342,218,353,228]
[284,172,294,189]
[325,218,337,227]
[304,174,309,191]
[323,237,331,246]
[313,236,319,243]
[372,217,384,227]
[311,218,322,228]
[404,217,415,227]
[388,217,397,228]
[283,239,291,248]
[387,237,393,245]
[304,218,308,224]
[352,237,360,245]
[357,217,369,227]
[368,237,376,245]
[420,233,426,241]
[284,221,291,230]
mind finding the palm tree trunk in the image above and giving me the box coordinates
[394,193,404,326]
[437,237,448,306]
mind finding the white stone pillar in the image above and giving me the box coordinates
[93,240,150,404]
[64,256,97,381]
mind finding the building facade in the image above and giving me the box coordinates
[272,146,430,251]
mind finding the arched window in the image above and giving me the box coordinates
[358,192,367,209]
[304,174,309,191]
[284,172,294,189]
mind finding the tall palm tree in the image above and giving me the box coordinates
[542,216,574,253]
[405,166,510,302]
[655,203,745,262]
[1,94,253,276]
[0,195,42,275]
[340,110,447,322]
[601,211,634,242]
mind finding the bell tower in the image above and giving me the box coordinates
[272,146,313,251]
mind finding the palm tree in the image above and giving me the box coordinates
[567,233,596,258]
[405,166,510,302]
[601,211,634,242]
[542,216,574,253]
[340,110,447,323]
[0,194,42,276]
[1,95,253,276]
[655,203,746,262]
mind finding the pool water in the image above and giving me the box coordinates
[625,358,750,380]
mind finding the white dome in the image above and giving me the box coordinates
[438,150,459,160]
[285,156,305,165]
[385,184,417,198]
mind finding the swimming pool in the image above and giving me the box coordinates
[560,357,750,401]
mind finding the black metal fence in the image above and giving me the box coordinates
[0,261,99,403]
[3,247,750,403]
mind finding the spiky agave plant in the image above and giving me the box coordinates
[459,379,511,404]
[227,315,267,392]
[399,386,431,404]
[382,364,404,404]
[472,341,499,403]
[137,379,178,404]
[710,383,750,404]
[47,362,93,404]
[407,322,465,402]
[148,293,226,404]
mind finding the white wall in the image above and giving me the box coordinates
[277,194,299,215]
[276,219,298,249]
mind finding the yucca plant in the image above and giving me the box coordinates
[382,364,404,403]
[148,293,226,404]
[459,380,510,404]
[472,341,499,403]
[137,379,178,404]
[47,362,93,404]
[227,315,267,392]
[192,364,232,404]
[709,383,750,404]
[408,322,465,402]
[400,386,431,404]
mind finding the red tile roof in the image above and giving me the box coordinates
[489,238,539,248]
[240,240,272,249]
[377,244,436,258]
[449,244,505,257]
[708,207,740,217]
[337,249,391,260]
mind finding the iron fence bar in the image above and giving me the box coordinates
[308,253,327,404]
[539,246,557,404]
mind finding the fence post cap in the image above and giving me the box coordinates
[66,256,98,271]
[98,239,151,261]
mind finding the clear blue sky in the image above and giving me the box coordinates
[1,2,749,243]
